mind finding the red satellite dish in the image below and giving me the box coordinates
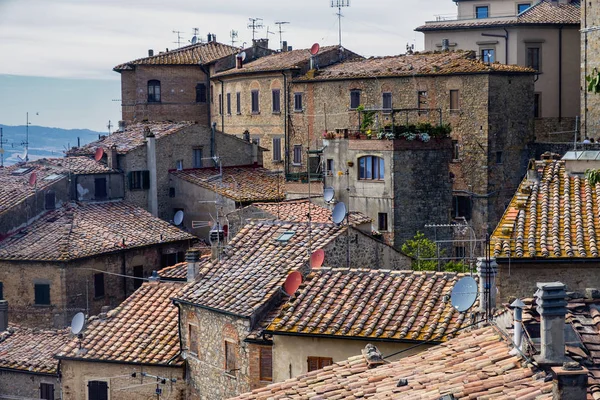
[283,271,302,296]
[29,172,37,186]
[310,249,325,269]
[94,147,104,162]
[310,43,320,55]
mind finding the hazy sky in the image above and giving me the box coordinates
[0,0,456,131]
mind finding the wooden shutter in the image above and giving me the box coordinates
[88,381,108,400]
[40,383,54,400]
[307,356,320,372]
[259,347,273,381]
[225,341,236,372]
[319,357,333,369]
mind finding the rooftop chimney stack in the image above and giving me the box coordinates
[441,38,450,51]
[186,249,200,283]
[535,282,568,365]
[552,363,588,400]
[282,40,288,52]
[477,257,498,313]
[107,145,118,170]
[148,49,154,57]
[0,301,8,332]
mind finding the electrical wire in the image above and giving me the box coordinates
[83,268,151,282]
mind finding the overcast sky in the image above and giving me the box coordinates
[0,0,456,131]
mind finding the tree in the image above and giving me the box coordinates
[401,231,439,271]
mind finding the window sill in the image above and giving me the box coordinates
[294,110,304,113]
[358,179,385,182]
[272,160,284,164]
[224,372,237,379]
[93,296,105,301]
[272,111,281,115]
[291,163,302,166]
[128,188,148,192]
[251,112,261,115]
[33,304,52,308]
[236,112,242,115]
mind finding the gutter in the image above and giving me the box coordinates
[0,366,59,377]
[495,257,600,264]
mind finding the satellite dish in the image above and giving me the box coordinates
[240,51,247,61]
[29,171,37,186]
[310,43,320,55]
[71,312,85,335]
[191,35,198,44]
[310,249,325,269]
[174,210,184,226]
[323,187,335,203]
[94,147,104,162]
[450,276,478,312]
[332,202,347,225]
[283,271,302,296]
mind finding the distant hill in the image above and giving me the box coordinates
[0,124,104,166]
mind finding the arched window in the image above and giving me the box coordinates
[147,80,161,102]
[358,156,384,180]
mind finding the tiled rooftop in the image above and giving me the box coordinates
[297,51,534,81]
[0,201,194,261]
[170,167,285,203]
[267,268,476,342]
[56,281,183,366]
[174,222,345,318]
[157,255,211,281]
[114,41,238,71]
[491,160,600,259]
[233,325,552,399]
[67,122,194,155]
[251,199,372,225]
[416,1,580,31]
[0,326,70,374]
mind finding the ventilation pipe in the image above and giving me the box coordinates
[535,282,568,365]
[186,250,200,283]
[441,39,450,51]
[477,257,498,313]
[509,298,526,355]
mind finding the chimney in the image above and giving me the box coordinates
[186,249,200,283]
[477,257,498,313]
[146,130,158,216]
[236,54,243,69]
[535,282,568,365]
[252,141,258,166]
[118,120,126,132]
[441,38,450,51]
[107,145,118,170]
[282,41,288,52]
[148,49,154,57]
[509,298,526,355]
[552,363,588,400]
[0,301,8,332]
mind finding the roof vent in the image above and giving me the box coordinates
[276,231,295,243]
[441,38,450,51]
[148,49,154,57]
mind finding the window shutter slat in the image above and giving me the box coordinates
[307,357,319,372]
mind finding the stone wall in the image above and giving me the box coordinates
[534,117,578,142]
[582,1,600,137]
[60,359,185,400]
[119,65,210,124]
[73,172,124,201]
[0,370,60,400]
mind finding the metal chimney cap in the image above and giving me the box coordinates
[510,298,526,309]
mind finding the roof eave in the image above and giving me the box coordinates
[264,329,444,344]
[54,355,183,368]
[415,21,579,32]
[495,257,600,264]
[297,70,534,83]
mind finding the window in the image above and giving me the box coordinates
[94,177,107,200]
[307,357,333,372]
[293,145,302,165]
[534,93,541,118]
[188,324,199,355]
[225,341,236,373]
[193,148,203,168]
[147,80,161,102]
[176,160,183,170]
[326,158,334,175]
[481,49,495,63]
[94,273,104,298]
[128,171,150,190]
[87,380,108,400]
[294,92,303,112]
[227,93,231,115]
[526,47,541,71]
[496,151,503,164]
[196,83,207,103]
[450,90,460,112]
[276,231,295,242]
[350,90,361,109]
[133,266,143,290]
[251,90,260,114]
[452,140,460,161]
[382,92,392,112]
[0,282,3,300]
[418,91,428,115]
[236,92,241,114]
[455,246,466,259]
[517,3,531,13]
[40,383,54,400]
[452,196,472,220]
[272,138,282,161]
[34,283,50,305]
[475,6,489,18]
[378,212,388,231]
[218,94,223,115]
[358,156,385,180]
[272,89,281,113]
[45,191,55,210]
[259,347,273,381]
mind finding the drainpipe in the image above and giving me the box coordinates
[217,78,225,133]
[481,28,509,64]
[198,63,211,126]
[558,25,563,122]
[282,71,289,175]
[211,122,216,160]
[584,1,588,136]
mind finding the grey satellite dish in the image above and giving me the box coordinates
[174,210,184,226]
[332,202,347,225]
[323,187,335,203]
[71,312,85,335]
[191,35,198,44]
[450,276,478,312]
[240,51,247,61]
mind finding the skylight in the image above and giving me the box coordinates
[276,231,295,243]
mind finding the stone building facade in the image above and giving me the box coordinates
[582,0,600,137]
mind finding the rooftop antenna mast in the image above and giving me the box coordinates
[22,112,37,162]
[274,21,290,51]
[247,18,264,41]
[230,30,238,47]
[107,120,113,136]
[330,0,350,47]
[0,127,6,167]
[265,26,275,42]
[172,30,184,47]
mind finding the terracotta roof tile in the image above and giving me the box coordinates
[267,268,477,342]
[0,201,194,261]
[174,222,345,317]
[157,255,211,281]
[0,326,70,374]
[114,41,238,71]
[56,281,183,365]
[232,325,552,399]
[171,167,285,202]
[67,122,194,156]
[251,199,372,225]
[297,51,534,81]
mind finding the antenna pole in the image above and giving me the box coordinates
[247,18,264,41]
[330,0,350,47]
[173,30,183,47]
[107,120,113,136]
[230,30,238,47]
[0,127,3,167]
[25,112,29,162]
[275,21,290,51]
[346,168,350,269]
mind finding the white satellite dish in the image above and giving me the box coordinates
[191,35,198,44]
[450,276,478,312]
[332,202,347,225]
[323,187,335,203]
[240,51,247,61]
[71,312,85,335]
[174,210,184,226]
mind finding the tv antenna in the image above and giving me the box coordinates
[274,21,289,51]
[173,30,184,47]
[230,30,238,47]
[330,0,350,46]
[247,18,263,41]
[190,28,200,45]
[21,112,37,162]
[107,120,113,135]
[450,276,478,312]
[0,127,6,167]
[266,26,275,42]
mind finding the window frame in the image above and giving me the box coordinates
[307,356,333,372]
[226,93,232,115]
[94,177,107,200]
[225,340,237,374]
[326,158,334,175]
[40,382,55,400]
[87,380,108,400]
[147,80,161,103]
[449,90,460,112]
[452,195,472,220]
[236,92,241,114]
[294,92,303,112]
[382,92,392,113]
[534,92,542,118]
[517,2,531,14]
[481,48,495,63]
[93,273,105,299]
[350,90,361,110]
[272,137,282,162]
[34,283,51,306]
[196,83,207,103]
[45,191,56,210]
[378,212,388,231]
[128,170,150,191]
[452,140,460,161]
[218,93,223,115]
[526,46,541,72]
[417,90,428,115]
[358,156,385,180]
[272,89,281,114]
[193,148,203,168]
[251,90,260,114]
[475,5,489,18]
[293,145,303,166]
[0,282,3,300]
[188,324,199,356]
[133,265,144,290]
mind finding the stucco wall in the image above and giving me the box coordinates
[74,173,124,201]
[582,1,600,137]
[0,370,59,400]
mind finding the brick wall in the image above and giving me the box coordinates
[582,1,600,137]
[0,370,60,400]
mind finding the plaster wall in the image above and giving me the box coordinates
[0,370,59,400]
